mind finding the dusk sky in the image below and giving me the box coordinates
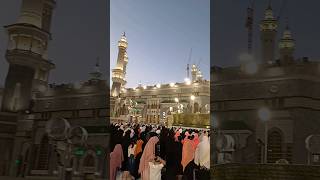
[111,0,210,88]
[212,0,320,67]
[0,0,108,87]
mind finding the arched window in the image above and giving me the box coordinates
[194,102,199,113]
[267,129,283,163]
[84,154,95,167]
[37,135,50,170]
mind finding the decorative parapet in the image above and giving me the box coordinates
[172,113,209,128]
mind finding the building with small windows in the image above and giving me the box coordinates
[211,4,320,166]
[110,33,210,128]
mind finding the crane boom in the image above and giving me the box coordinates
[277,0,287,21]
[186,48,192,78]
[245,0,255,54]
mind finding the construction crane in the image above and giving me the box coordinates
[186,48,192,78]
[197,58,202,69]
[277,0,287,21]
[245,0,255,54]
[244,0,287,55]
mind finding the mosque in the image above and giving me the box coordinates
[211,3,320,167]
[110,33,210,128]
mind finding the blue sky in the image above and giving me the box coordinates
[111,0,210,88]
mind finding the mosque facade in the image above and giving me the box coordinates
[211,4,320,166]
[110,33,210,128]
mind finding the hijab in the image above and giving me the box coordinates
[134,139,144,158]
[110,144,124,180]
[194,134,210,169]
[138,136,159,176]
[181,138,195,171]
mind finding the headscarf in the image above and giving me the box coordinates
[110,144,124,180]
[134,139,144,158]
[194,134,210,169]
[138,136,159,178]
[130,129,135,138]
[174,131,181,142]
[193,133,200,149]
[181,138,195,171]
[181,131,190,144]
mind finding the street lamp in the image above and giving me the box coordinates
[184,78,191,85]
[258,107,271,164]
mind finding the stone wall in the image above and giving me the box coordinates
[212,163,320,180]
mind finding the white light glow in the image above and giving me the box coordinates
[174,98,179,103]
[190,95,195,100]
[244,61,258,74]
[184,78,191,85]
[156,84,161,88]
[258,107,271,121]
[170,82,175,87]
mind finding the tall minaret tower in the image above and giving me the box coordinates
[279,24,295,65]
[90,58,103,80]
[111,32,128,97]
[191,64,198,82]
[260,3,278,64]
[1,0,56,112]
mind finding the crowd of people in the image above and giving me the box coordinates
[110,122,210,180]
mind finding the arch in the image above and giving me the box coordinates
[194,102,199,113]
[267,128,283,163]
[37,135,50,170]
[81,149,98,168]
[84,154,95,167]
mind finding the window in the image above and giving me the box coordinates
[194,102,199,113]
[84,154,95,167]
[267,129,282,163]
[37,135,50,170]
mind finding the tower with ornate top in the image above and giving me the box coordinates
[279,24,295,65]
[1,0,56,112]
[111,32,128,97]
[260,2,277,64]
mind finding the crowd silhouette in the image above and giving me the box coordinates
[110,123,210,180]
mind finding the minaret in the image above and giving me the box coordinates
[90,57,103,80]
[2,0,56,112]
[191,64,198,82]
[279,24,295,65]
[111,32,128,97]
[196,69,203,82]
[260,3,278,64]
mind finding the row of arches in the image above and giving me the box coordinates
[16,135,107,178]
